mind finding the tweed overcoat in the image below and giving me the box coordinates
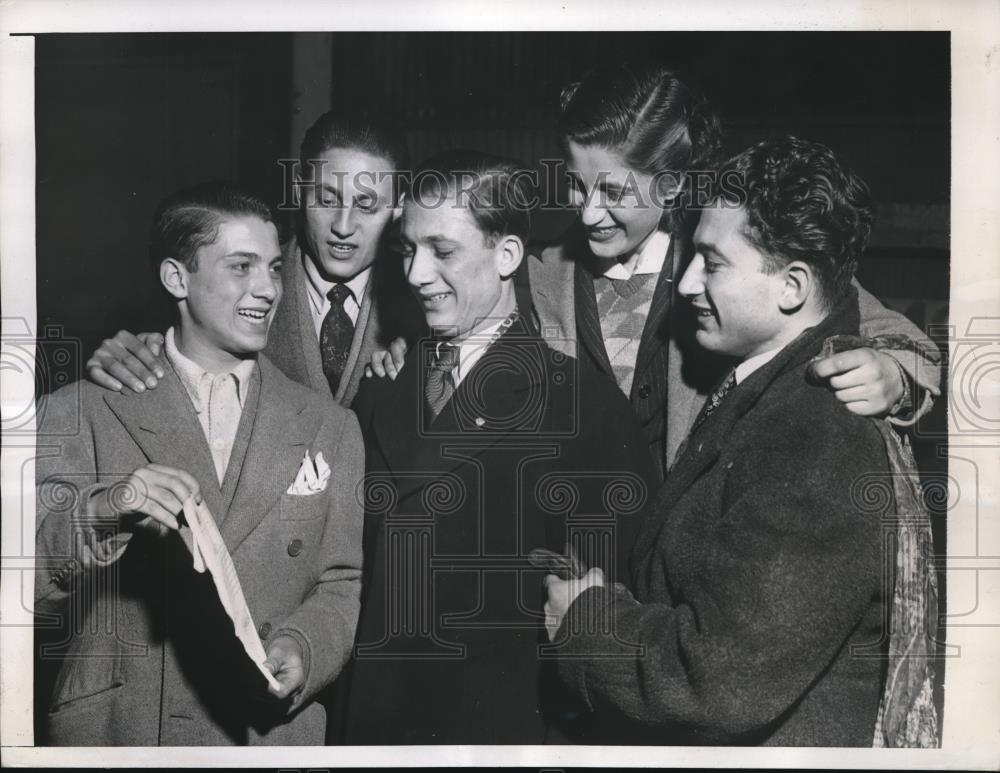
[35,355,364,745]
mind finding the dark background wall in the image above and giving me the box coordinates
[35,31,949,371]
[34,31,950,731]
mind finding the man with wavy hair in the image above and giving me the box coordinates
[545,137,939,747]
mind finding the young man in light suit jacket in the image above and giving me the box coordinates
[34,182,363,745]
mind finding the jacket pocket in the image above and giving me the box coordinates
[48,643,124,715]
[278,490,326,521]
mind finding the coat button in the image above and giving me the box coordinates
[258,621,272,639]
[638,383,651,399]
[287,539,304,557]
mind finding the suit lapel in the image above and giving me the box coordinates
[632,289,864,569]
[218,366,261,515]
[574,261,614,376]
[336,279,378,406]
[102,369,228,523]
[221,357,318,554]
[369,326,546,503]
[369,348,426,497]
[525,248,577,358]
[632,234,679,389]
[285,239,330,396]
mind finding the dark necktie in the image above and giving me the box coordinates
[691,368,737,433]
[320,284,355,397]
[669,368,738,471]
[425,342,460,419]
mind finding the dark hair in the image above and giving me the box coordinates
[710,136,875,307]
[149,180,275,271]
[299,107,410,201]
[558,63,723,228]
[409,149,534,246]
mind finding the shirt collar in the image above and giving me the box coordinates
[734,346,784,385]
[302,248,372,313]
[444,316,507,388]
[164,327,256,412]
[601,230,671,281]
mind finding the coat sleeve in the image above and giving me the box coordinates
[555,403,888,740]
[854,278,942,424]
[35,389,135,614]
[271,407,365,709]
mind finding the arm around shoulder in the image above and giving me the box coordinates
[854,279,942,422]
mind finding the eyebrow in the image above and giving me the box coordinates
[223,251,283,262]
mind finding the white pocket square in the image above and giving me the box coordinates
[286,451,331,495]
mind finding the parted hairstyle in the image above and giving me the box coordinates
[299,107,410,203]
[558,63,723,228]
[710,136,875,307]
[408,149,535,247]
[149,180,275,272]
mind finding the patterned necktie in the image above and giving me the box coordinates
[425,342,460,419]
[320,284,355,397]
[692,368,737,433]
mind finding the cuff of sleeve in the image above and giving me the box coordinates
[79,488,132,566]
[886,354,914,418]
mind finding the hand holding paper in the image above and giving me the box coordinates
[263,635,306,700]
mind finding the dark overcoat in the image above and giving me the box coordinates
[339,320,659,744]
[554,291,894,746]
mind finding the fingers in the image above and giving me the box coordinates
[88,330,163,392]
[136,332,165,361]
[384,353,400,381]
[125,465,202,530]
[829,384,871,403]
[130,333,166,379]
[389,337,408,369]
[86,359,124,392]
[367,348,404,380]
[368,351,388,379]
[810,349,870,379]
[146,464,201,505]
[843,400,877,416]
[264,637,304,699]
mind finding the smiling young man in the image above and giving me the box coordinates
[543,137,938,746]
[340,151,659,744]
[86,109,423,408]
[34,182,364,745]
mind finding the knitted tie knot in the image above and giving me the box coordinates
[430,341,460,373]
[425,342,460,419]
[327,283,353,306]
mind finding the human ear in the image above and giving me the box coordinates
[778,261,813,312]
[160,258,190,301]
[495,234,524,279]
[655,171,685,206]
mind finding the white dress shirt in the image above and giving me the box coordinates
[600,230,671,280]
[164,327,256,484]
